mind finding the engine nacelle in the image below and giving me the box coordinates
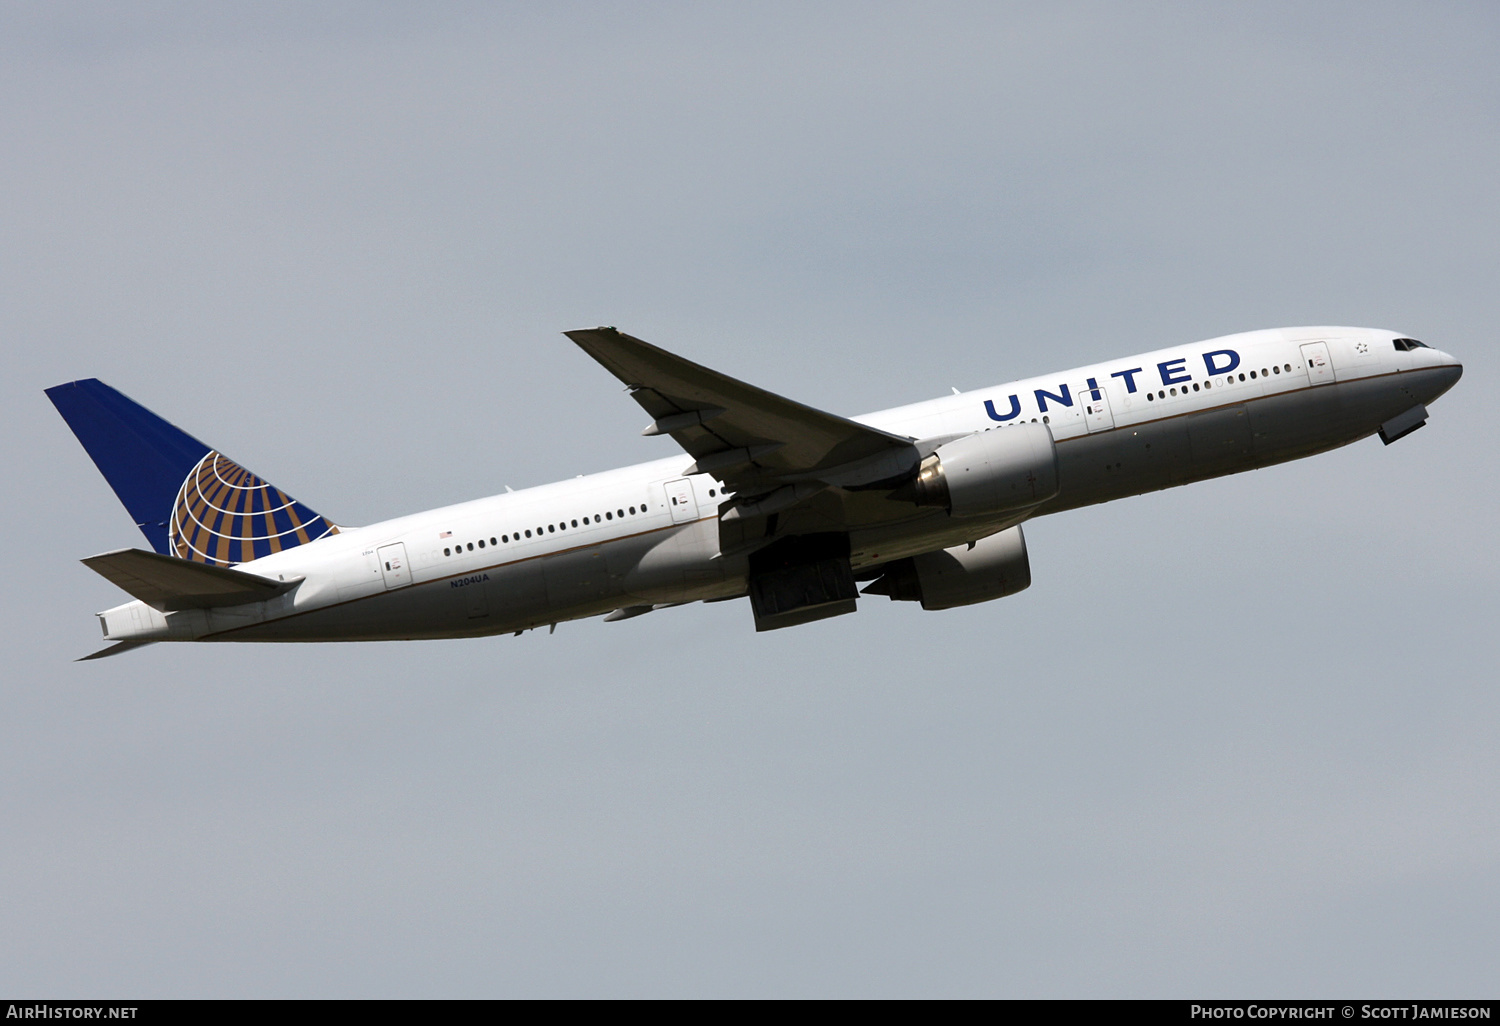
[861,526,1032,611]
[896,422,1058,517]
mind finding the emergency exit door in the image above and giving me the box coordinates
[377,542,411,589]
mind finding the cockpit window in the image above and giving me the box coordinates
[1392,338,1429,351]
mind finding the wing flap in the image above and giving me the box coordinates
[82,548,296,612]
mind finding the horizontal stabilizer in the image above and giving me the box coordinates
[77,640,158,662]
[81,548,297,612]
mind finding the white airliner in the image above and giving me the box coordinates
[49,326,1461,658]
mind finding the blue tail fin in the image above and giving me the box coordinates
[46,379,338,566]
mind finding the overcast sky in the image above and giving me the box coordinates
[2,2,1497,997]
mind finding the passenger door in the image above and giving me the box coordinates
[1301,342,1335,385]
[664,478,698,524]
[377,542,411,589]
[1075,381,1115,433]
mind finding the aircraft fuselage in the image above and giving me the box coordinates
[86,326,1462,646]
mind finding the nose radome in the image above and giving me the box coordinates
[1430,346,1463,376]
[1430,358,1463,401]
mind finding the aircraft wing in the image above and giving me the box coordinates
[565,327,921,509]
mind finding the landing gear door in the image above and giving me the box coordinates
[664,478,698,524]
[1301,342,1335,385]
[1075,381,1115,433]
[377,542,411,589]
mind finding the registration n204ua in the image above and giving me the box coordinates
[48,326,1461,658]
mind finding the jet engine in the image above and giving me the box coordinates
[895,422,1058,517]
[861,526,1031,611]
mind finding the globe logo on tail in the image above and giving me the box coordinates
[168,451,339,567]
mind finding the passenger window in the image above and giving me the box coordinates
[444,547,451,556]
[617,509,624,518]
[1273,366,1280,374]
[525,530,532,538]
[502,535,508,543]
[629,506,636,515]
[478,539,485,548]
[595,514,601,523]
[547,525,554,533]
[606,512,612,520]
[1146,392,1154,401]
[1285,364,1291,372]
[1238,373,1246,381]
[571,519,578,528]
